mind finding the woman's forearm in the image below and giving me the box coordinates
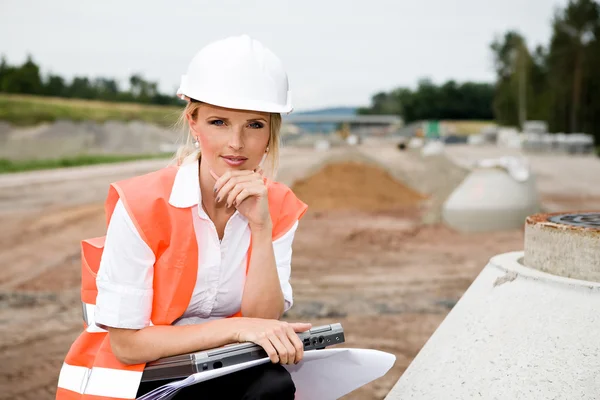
[241,222,285,319]
[108,317,239,365]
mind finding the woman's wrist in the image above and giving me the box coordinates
[249,217,273,236]
[207,316,245,344]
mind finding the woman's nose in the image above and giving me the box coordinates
[228,126,244,150]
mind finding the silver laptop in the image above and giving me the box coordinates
[141,323,345,382]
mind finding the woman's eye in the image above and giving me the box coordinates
[248,122,264,129]
[210,120,225,126]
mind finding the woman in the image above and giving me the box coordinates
[57,35,310,400]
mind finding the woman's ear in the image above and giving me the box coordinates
[185,111,197,134]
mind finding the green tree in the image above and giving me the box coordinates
[0,55,184,107]
[358,91,401,115]
[547,0,600,133]
[359,80,494,123]
[491,31,528,127]
[67,77,94,99]
[490,0,600,142]
[44,74,67,97]
[129,74,159,103]
[94,78,119,101]
[0,56,8,89]
[0,55,43,94]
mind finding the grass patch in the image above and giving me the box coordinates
[0,94,181,127]
[0,153,171,174]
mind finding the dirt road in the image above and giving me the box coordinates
[1,144,598,399]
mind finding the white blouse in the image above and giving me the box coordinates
[94,161,298,330]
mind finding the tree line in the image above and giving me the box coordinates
[0,56,180,106]
[491,0,600,137]
[359,0,600,141]
[358,80,495,122]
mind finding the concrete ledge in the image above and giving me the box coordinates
[525,212,600,282]
[385,251,600,399]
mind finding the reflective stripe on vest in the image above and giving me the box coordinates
[82,302,107,333]
[58,363,142,399]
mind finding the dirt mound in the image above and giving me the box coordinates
[291,161,426,211]
[0,120,177,160]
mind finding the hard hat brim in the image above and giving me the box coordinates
[177,87,293,114]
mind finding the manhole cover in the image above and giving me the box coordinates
[548,212,600,228]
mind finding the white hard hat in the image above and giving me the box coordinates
[177,34,293,114]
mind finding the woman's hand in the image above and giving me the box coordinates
[233,319,312,364]
[211,169,271,230]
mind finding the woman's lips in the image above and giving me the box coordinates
[221,156,247,167]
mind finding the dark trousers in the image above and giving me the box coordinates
[136,362,296,399]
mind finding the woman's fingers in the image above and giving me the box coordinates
[257,337,280,364]
[238,321,312,365]
[267,333,290,364]
[212,170,254,193]
[225,181,254,207]
[275,329,297,365]
[215,174,256,204]
[285,325,304,364]
[214,172,260,204]
[290,322,312,333]
[233,182,266,207]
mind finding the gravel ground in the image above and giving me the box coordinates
[1,143,598,399]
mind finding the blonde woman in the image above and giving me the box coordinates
[57,35,309,400]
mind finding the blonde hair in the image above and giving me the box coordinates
[171,100,281,179]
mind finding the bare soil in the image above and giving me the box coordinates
[1,144,598,400]
[291,161,427,211]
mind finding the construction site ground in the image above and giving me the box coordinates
[2,142,600,399]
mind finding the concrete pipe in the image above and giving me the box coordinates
[442,164,539,233]
[385,212,600,399]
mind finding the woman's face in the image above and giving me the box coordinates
[188,103,271,175]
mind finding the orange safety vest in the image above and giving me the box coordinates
[56,166,308,400]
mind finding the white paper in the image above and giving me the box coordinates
[475,156,531,181]
[283,348,396,400]
[137,348,395,400]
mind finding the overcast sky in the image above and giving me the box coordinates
[1,0,568,111]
